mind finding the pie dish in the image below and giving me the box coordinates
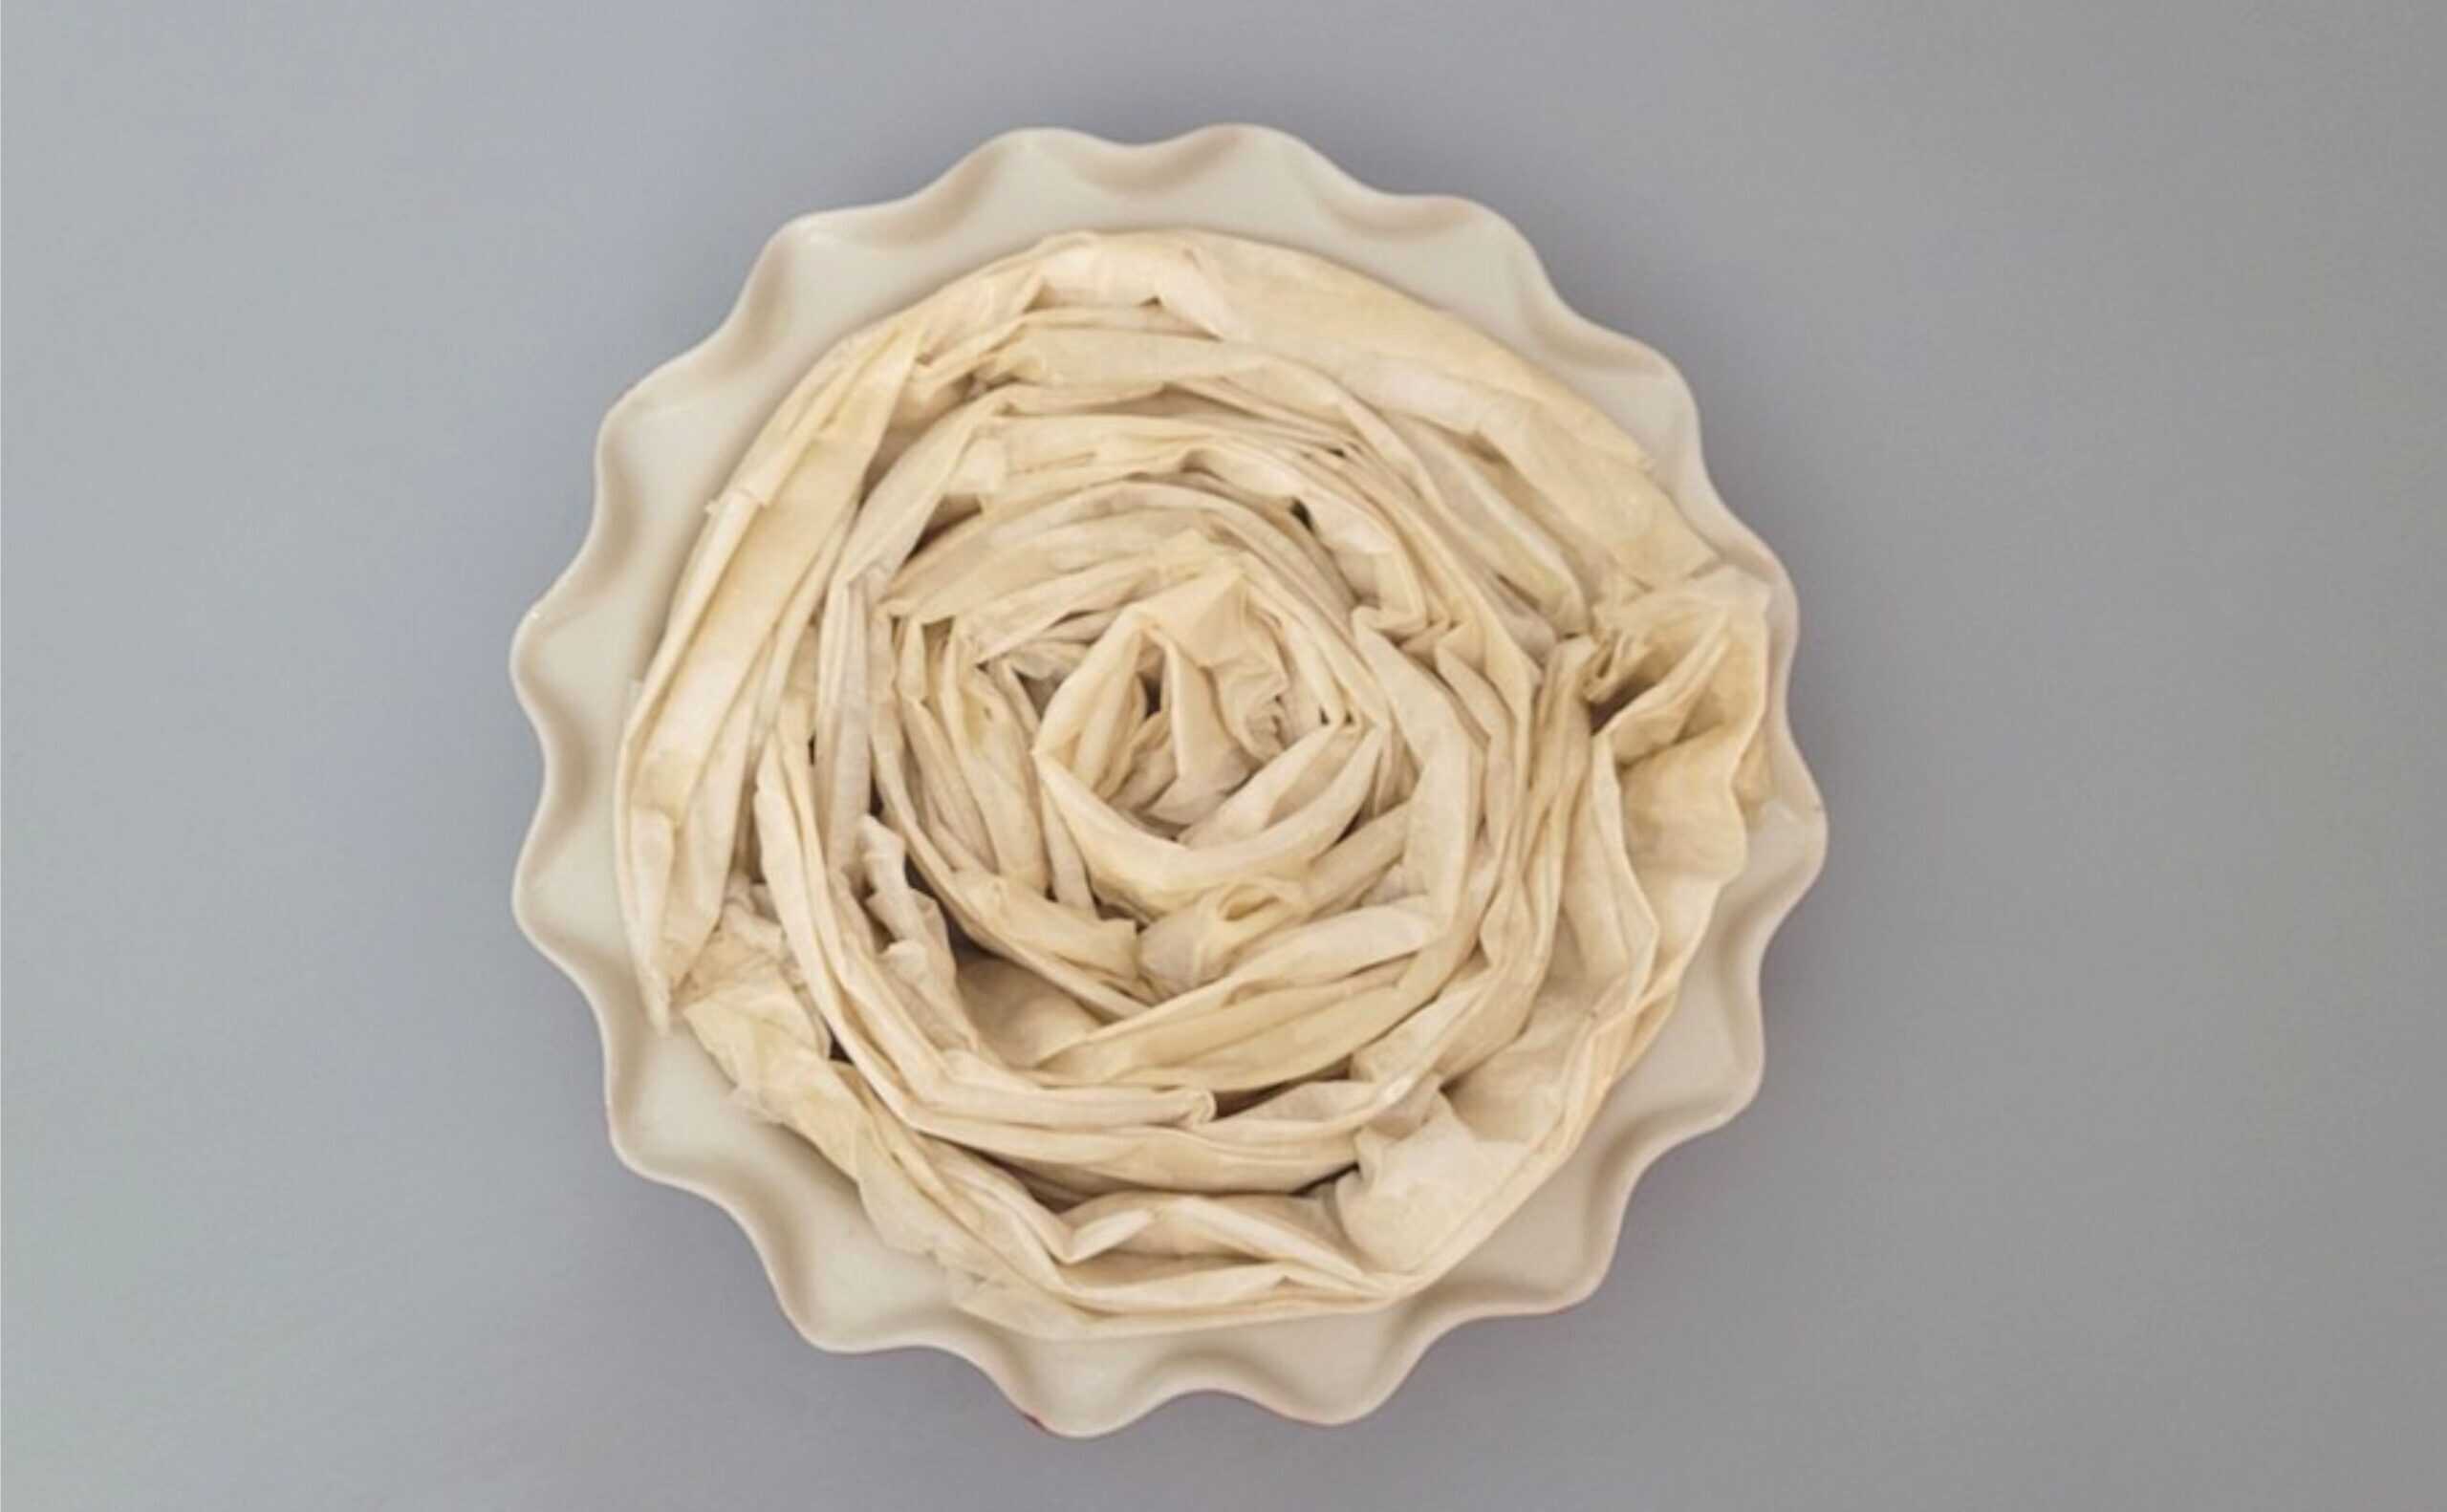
[512,124,1825,1433]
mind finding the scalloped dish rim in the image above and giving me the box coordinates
[510,123,1827,1436]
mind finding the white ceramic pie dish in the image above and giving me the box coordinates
[510,124,1826,1435]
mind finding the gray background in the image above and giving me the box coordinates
[7,1,2443,1506]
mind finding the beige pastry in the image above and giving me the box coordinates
[617,229,1772,1336]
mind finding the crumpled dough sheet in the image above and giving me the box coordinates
[617,229,1772,1337]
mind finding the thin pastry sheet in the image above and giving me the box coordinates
[616,229,1772,1336]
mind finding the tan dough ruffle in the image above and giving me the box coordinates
[617,230,1771,1336]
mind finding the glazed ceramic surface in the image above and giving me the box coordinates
[511,124,1826,1435]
